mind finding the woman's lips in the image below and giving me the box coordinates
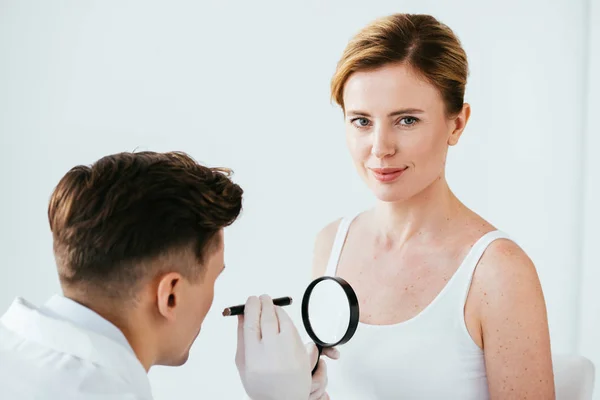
[369,167,408,182]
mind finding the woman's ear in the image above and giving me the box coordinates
[156,272,183,321]
[448,103,471,146]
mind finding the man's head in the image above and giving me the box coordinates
[48,151,243,368]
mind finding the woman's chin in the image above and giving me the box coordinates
[370,186,412,203]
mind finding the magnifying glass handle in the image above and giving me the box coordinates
[311,343,323,375]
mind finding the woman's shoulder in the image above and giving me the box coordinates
[454,210,535,275]
[311,210,369,277]
[461,210,526,262]
[315,217,343,243]
[311,217,343,277]
[312,210,366,251]
[468,218,541,311]
[477,235,536,282]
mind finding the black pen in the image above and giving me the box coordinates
[222,296,293,316]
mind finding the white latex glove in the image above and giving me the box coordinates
[307,344,340,400]
[236,295,312,400]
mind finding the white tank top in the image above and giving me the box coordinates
[322,213,512,400]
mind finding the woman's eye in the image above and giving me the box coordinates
[352,118,370,127]
[400,117,418,126]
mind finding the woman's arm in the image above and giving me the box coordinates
[472,239,555,399]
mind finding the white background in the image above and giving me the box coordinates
[0,1,598,399]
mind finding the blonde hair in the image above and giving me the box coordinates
[331,13,468,115]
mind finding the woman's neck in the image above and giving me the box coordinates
[371,176,463,246]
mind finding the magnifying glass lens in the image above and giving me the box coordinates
[302,276,360,375]
[308,279,351,344]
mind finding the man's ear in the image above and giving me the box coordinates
[448,103,471,146]
[156,272,183,321]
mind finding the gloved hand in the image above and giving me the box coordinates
[306,344,340,400]
[235,295,312,400]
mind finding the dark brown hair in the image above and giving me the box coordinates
[331,13,468,116]
[48,151,243,294]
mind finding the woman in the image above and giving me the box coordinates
[311,13,555,399]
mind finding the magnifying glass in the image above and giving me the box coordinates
[301,276,360,375]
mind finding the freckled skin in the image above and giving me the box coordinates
[311,63,555,398]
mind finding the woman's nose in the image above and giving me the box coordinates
[371,126,396,159]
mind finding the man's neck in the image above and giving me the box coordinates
[62,290,157,372]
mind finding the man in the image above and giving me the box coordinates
[0,151,335,399]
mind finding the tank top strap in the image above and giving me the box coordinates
[324,212,361,277]
[456,230,513,306]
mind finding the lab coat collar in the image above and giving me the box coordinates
[40,294,135,355]
[1,297,153,399]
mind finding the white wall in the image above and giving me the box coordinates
[579,0,600,398]
[0,1,594,399]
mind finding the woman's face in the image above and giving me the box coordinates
[342,62,470,203]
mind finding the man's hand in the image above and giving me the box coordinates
[235,295,312,400]
[307,344,339,400]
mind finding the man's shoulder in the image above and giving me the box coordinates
[0,339,147,399]
[0,331,74,399]
[0,306,152,400]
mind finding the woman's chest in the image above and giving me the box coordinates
[326,324,488,400]
[335,244,466,325]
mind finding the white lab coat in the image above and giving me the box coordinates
[0,296,154,399]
